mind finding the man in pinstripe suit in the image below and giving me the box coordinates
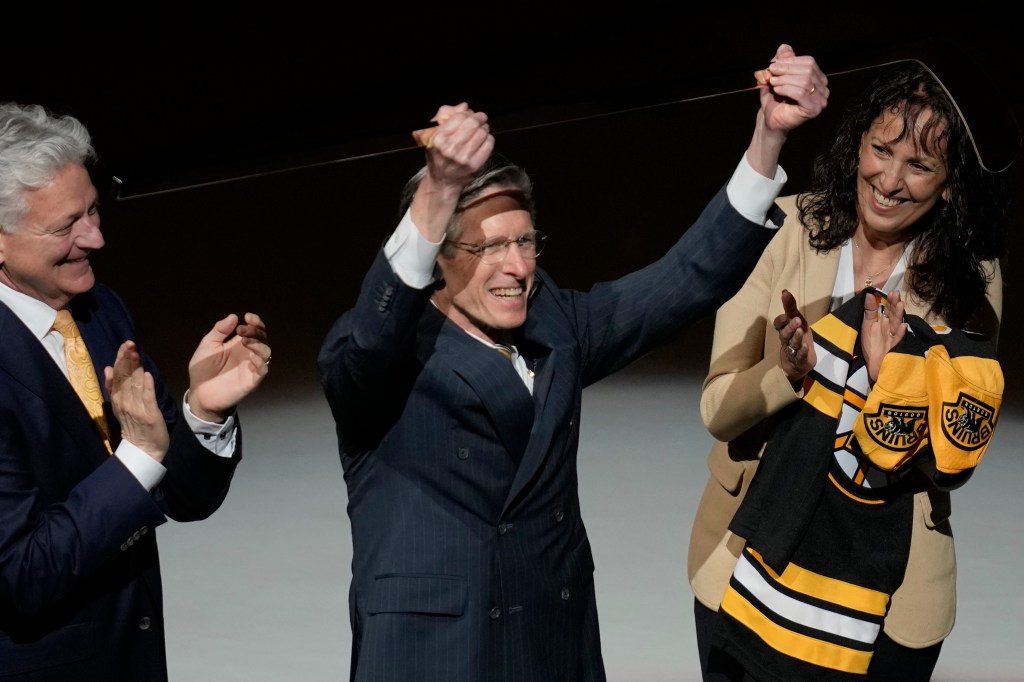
[319,48,826,682]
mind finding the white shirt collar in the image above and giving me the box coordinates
[0,283,61,340]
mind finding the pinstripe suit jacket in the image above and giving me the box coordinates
[0,283,242,681]
[318,184,780,682]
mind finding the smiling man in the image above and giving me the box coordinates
[318,50,827,681]
[0,102,271,681]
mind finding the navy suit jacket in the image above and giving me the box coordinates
[318,184,781,682]
[0,283,241,681]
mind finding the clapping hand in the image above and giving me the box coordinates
[105,340,170,461]
[861,290,906,383]
[186,312,271,423]
[773,288,816,386]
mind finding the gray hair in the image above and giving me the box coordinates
[398,152,536,255]
[0,103,95,234]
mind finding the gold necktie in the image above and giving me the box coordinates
[494,343,514,362]
[53,309,113,454]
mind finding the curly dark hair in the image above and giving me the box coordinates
[796,60,1009,328]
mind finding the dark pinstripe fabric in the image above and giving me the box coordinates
[318,184,779,682]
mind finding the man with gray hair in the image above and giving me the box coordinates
[0,102,272,680]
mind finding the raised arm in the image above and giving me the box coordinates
[746,43,828,179]
[409,102,494,241]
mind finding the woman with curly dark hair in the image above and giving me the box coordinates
[688,60,1011,681]
[799,63,1006,331]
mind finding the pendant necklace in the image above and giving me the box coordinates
[854,237,903,288]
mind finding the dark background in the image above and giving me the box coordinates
[7,15,1022,679]
[7,11,1023,405]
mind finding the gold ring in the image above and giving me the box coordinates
[809,86,816,95]
[888,331,896,338]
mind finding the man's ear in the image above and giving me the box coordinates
[942,186,951,202]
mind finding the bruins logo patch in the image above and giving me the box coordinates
[940,392,996,451]
[862,404,928,451]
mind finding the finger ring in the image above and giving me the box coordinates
[809,86,816,95]
[888,331,896,338]
[786,346,797,357]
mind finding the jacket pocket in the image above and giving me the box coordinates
[0,621,97,675]
[368,573,467,616]
[572,536,596,586]
[710,446,753,495]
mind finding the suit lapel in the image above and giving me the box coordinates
[801,235,841,323]
[0,303,110,465]
[501,309,577,514]
[430,315,536,464]
[418,293,577,515]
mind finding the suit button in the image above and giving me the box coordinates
[561,587,570,601]
[457,447,469,460]
[120,543,128,552]
[555,509,565,523]
[489,606,502,620]
[138,617,151,630]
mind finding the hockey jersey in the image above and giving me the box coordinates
[714,288,1003,682]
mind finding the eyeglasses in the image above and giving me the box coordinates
[450,230,547,265]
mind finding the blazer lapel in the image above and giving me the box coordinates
[501,311,577,514]
[801,236,841,323]
[417,288,577,515]
[0,304,110,468]
[429,315,536,465]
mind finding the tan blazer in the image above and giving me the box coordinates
[687,194,1003,648]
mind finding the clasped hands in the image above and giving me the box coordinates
[104,312,271,462]
[409,102,495,243]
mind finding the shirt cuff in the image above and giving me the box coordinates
[384,209,444,289]
[726,154,788,228]
[115,441,166,491]
[183,392,238,457]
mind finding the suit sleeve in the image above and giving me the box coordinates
[0,417,168,614]
[0,287,241,615]
[99,284,242,523]
[318,250,434,452]
[573,184,780,387]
